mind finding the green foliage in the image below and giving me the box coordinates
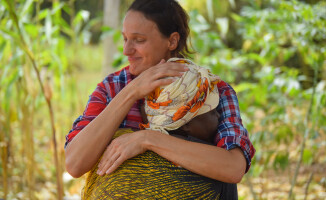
[186,1,326,197]
[235,0,325,175]
[0,0,94,198]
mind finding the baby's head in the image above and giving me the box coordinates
[141,58,221,142]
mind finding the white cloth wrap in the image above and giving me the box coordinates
[144,58,220,134]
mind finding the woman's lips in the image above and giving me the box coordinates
[128,57,141,62]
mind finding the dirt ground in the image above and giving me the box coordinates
[238,163,326,200]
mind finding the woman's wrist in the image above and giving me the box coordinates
[141,130,151,151]
[140,130,158,151]
[123,82,141,102]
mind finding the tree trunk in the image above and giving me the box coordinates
[103,0,120,76]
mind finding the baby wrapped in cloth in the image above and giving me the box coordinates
[82,58,238,199]
[141,57,220,143]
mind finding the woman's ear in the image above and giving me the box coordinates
[168,32,180,51]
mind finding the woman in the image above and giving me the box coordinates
[82,58,238,199]
[65,0,255,196]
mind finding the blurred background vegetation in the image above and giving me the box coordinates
[0,0,325,199]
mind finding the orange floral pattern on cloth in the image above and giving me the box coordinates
[141,58,221,134]
[172,78,209,121]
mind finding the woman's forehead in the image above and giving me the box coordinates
[122,11,159,35]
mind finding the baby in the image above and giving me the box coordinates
[140,58,221,145]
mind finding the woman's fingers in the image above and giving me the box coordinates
[105,156,126,175]
[151,69,184,80]
[96,131,147,176]
[151,77,178,89]
[153,62,188,77]
[97,152,120,176]
[98,153,129,176]
[158,59,166,64]
[129,62,188,99]
[97,139,121,175]
[98,145,114,168]
[145,62,187,80]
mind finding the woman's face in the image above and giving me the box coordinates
[122,11,172,76]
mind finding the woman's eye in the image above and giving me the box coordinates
[136,39,145,43]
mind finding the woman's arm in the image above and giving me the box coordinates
[97,130,246,183]
[145,131,247,183]
[97,80,254,183]
[65,61,187,178]
[65,86,139,178]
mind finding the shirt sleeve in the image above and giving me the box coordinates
[215,81,255,173]
[65,81,109,149]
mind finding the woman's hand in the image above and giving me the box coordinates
[128,59,188,100]
[97,131,147,176]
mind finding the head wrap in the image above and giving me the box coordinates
[141,58,221,134]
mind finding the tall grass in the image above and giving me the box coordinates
[0,0,96,198]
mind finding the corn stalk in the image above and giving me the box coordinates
[0,119,9,199]
[288,61,319,199]
[3,0,64,199]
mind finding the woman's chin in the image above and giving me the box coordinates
[129,64,141,76]
[129,62,151,76]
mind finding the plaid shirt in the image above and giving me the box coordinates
[65,66,255,172]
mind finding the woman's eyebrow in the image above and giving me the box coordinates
[122,32,147,36]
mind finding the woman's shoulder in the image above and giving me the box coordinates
[93,66,133,97]
[98,66,133,87]
[216,79,231,89]
[216,79,237,96]
[103,65,133,82]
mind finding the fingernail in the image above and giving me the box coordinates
[97,170,101,175]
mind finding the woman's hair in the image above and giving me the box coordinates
[128,0,193,58]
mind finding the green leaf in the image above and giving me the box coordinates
[51,2,65,15]
[0,41,6,61]
[251,164,264,177]
[273,152,289,171]
[230,13,242,22]
[113,30,122,43]
[234,82,255,93]
[20,0,34,18]
[62,3,72,15]
[216,18,229,39]
[101,26,113,32]
[73,10,90,27]
[246,53,266,65]
[206,0,214,22]
[275,125,293,144]
[302,149,313,165]
[45,12,53,42]
[38,9,49,20]
[24,23,38,38]
[228,0,236,9]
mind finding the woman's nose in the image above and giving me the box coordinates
[123,40,135,56]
